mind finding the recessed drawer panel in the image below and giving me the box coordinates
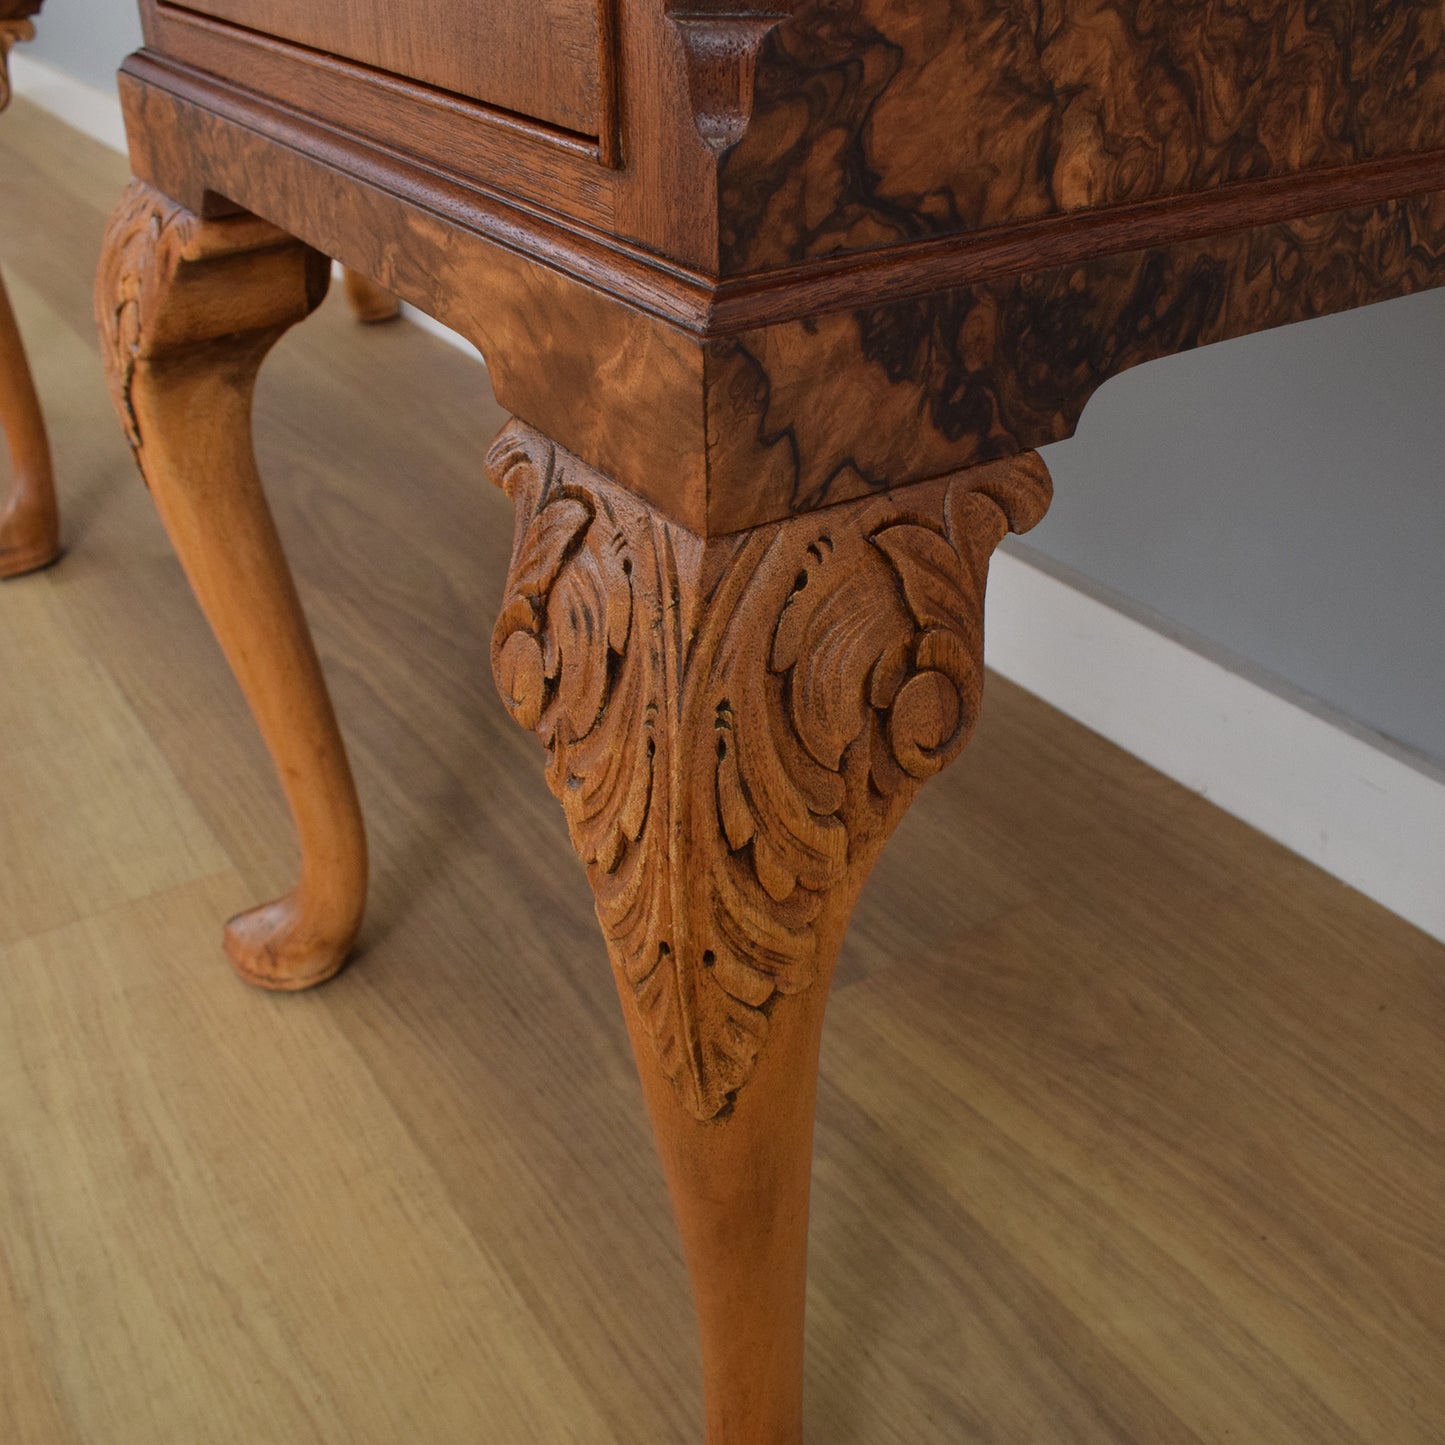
[172,0,603,135]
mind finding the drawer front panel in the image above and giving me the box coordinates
[172,0,602,135]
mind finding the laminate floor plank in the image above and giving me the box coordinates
[0,876,620,1445]
[0,457,229,941]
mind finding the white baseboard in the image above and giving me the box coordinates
[16,50,1442,943]
[987,546,1445,944]
[9,52,128,153]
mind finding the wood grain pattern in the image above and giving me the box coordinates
[168,0,605,135]
[121,0,1445,279]
[0,557,232,950]
[96,179,367,989]
[719,0,1445,270]
[117,62,717,526]
[142,11,615,218]
[703,190,1445,529]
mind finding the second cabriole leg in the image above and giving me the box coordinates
[490,422,1052,1442]
[342,268,402,325]
[0,269,60,578]
[95,180,367,989]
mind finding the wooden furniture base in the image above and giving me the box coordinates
[0,4,59,579]
[97,2,1445,1436]
[97,184,366,989]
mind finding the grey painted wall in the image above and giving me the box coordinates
[21,3,1445,767]
[26,5,141,93]
[1030,288,1445,767]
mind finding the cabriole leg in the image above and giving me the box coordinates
[0,269,59,577]
[95,180,367,989]
[489,421,1052,1442]
[342,267,401,324]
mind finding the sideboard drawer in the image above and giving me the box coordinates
[170,0,604,135]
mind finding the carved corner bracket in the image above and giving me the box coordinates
[667,2,790,154]
[491,422,1051,1119]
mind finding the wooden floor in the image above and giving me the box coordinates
[2,101,1443,1445]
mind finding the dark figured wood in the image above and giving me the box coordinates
[703,191,1445,529]
[490,419,1049,1437]
[129,0,1445,273]
[718,0,1445,270]
[0,0,59,578]
[96,180,367,989]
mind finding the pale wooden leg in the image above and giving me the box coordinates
[0,269,60,578]
[620,981,829,1443]
[342,268,401,324]
[95,180,367,989]
[489,420,1052,1442]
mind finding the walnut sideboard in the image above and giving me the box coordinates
[96,4,1445,1440]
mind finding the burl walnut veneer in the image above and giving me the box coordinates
[0,0,59,578]
[96,3,1445,1440]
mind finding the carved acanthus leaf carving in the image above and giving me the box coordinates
[94,184,201,452]
[95,182,328,461]
[491,422,1050,1118]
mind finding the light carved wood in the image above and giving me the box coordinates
[491,418,1049,1437]
[0,3,59,579]
[95,179,367,989]
[493,421,1050,1118]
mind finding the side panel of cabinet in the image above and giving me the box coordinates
[719,0,1445,269]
